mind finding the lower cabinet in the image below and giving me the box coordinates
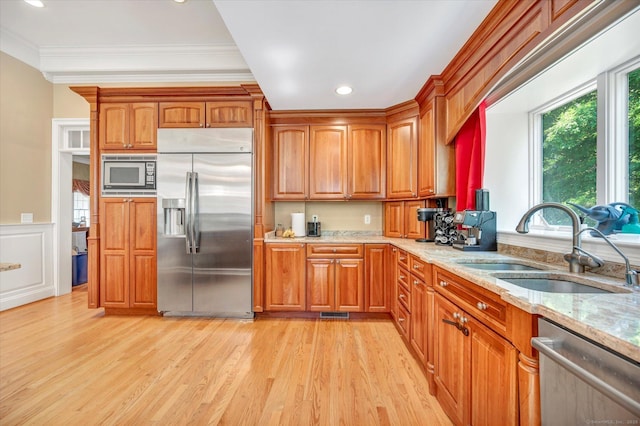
[307,258,363,311]
[265,243,307,310]
[100,198,157,311]
[434,292,518,426]
[364,244,389,312]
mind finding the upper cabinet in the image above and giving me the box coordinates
[158,101,253,128]
[99,103,157,151]
[348,124,386,199]
[273,126,309,200]
[309,126,348,200]
[386,116,418,199]
[417,88,455,198]
[272,122,387,201]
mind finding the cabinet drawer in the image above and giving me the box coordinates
[397,266,411,291]
[397,249,410,269]
[410,255,431,284]
[307,244,363,258]
[396,303,411,339]
[434,267,508,334]
[398,282,411,312]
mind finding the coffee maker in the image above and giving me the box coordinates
[416,207,450,242]
[452,210,497,251]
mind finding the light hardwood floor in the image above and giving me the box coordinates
[0,287,451,425]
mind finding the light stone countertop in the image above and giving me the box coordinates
[265,233,640,362]
[0,263,21,272]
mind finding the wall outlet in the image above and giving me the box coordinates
[364,214,371,225]
[21,213,33,223]
[312,214,318,222]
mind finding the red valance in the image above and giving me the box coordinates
[72,179,90,196]
[455,101,486,211]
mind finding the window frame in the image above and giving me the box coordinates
[528,56,640,232]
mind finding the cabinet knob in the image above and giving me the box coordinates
[300,244,304,248]
[452,312,460,319]
[333,249,337,253]
[128,144,133,148]
[399,256,406,261]
[392,248,397,252]
[399,294,405,299]
[413,264,419,269]
[399,275,405,280]
[122,143,127,147]
[460,316,468,324]
[477,302,488,310]
[398,317,405,322]
[336,260,340,264]
[413,280,419,286]
[439,280,448,287]
[199,123,204,128]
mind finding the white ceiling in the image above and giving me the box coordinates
[0,0,497,110]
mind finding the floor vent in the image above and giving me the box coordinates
[320,312,349,320]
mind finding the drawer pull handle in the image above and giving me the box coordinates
[477,302,488,310]
[442,318,470,336]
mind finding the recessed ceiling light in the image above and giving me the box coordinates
[335,86,353,95]
[24,0,44,7]
[173,0,186,3]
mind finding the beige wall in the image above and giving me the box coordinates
[0,52,53,224]
[274,201,383,233]
[53,85,89,118]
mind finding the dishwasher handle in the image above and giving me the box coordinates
[532,336,640,417]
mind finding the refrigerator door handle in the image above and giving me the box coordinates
[192,172,200,253]
[185,171,193,254]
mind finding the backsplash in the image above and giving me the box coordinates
[274,201,383,232]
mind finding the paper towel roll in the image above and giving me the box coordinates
[291,213,306,237]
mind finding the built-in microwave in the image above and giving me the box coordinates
[101,154,156,197]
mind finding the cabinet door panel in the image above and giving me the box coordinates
[434,294,470,426]
[306,259,335,311]
[384,202,404,237]
[130,254,157,308]
[335,259,364,312]
[410,277,427,364]
[130,103,157,149]
[419,105,436,197]
[470,318,518,426]
[205,101,252,127]
[158,102,205,128]
[387,118,418,199]
[101,254,128,307]
[99,104,128,150]
[404,200,426,240]
[364,244,389,312]
[101,200,128,251]
[130,199,156,251]
[348,124,386,199]
[309,126,347,199]
[273,127,308,200]
[265,244,306,310]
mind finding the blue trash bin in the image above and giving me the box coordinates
[72,252,88,286]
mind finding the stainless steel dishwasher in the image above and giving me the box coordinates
[532,318,640,425]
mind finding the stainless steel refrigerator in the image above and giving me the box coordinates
[156,128,253,318]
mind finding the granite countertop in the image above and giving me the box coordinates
[0,263,21,272]
[265,233,640,362]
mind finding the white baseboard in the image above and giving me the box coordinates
[0,223,54,311]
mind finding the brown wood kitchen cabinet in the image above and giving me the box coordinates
[99,103,157,151]
[306,244,364,311]
[272,122,386,200]
[417,90,455,198]
[433,267,518,426]
[364,244,389,312]
[99,197,157,312]
[386,116,418,199]
[272,126,309,200]
[384,200,425,239]
[158,101,253,128]
[265,243,306,311]
[409,256,431,365]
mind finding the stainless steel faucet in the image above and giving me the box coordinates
[576,227,639,287]
[516,202,603,273]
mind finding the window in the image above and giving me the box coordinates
[73,192,90,227]
[629,67,640,208]
[541,90,598,226]
[531,61,640,230]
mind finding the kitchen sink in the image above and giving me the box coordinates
[456,260,544,271]
[492,272,629,294]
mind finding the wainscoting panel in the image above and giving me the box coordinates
[0,224,53,311]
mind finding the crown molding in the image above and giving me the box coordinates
[1,37,255,84]
[0,28,40,69]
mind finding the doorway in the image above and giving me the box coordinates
[52,119,90,297]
